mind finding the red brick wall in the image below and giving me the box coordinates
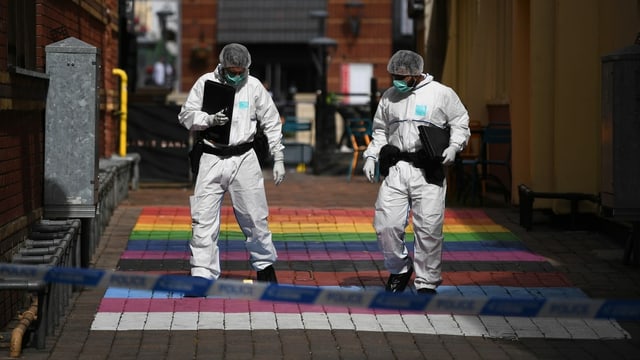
[326,0,393,91]
[180,0,218,91]
[178,0,394,93]
[0,0,120,329]
[0,75,46,228]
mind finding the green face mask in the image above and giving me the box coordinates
[393,79,412,92]
[224,72,246,85]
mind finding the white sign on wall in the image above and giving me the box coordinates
[340,63,373,105]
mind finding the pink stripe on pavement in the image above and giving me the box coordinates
[97,298,412,314]
[120,251,190,260]
[120,250,547,262]
[445,251,547,262]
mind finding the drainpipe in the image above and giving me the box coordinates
[112,68,128,157]
[10,297,38,358]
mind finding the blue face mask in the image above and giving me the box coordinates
[225,72,246,86]
[393,79,412,92]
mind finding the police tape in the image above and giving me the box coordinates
[2,263,639,320]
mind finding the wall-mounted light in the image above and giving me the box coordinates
[345,1,364,37]
[408,0,425,19]
[190,30,211,68]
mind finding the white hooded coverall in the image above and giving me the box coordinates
[178,67,284,280]
[363,74,470,291]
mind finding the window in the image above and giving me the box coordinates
[8,0,36,70]
[217,0,325,43]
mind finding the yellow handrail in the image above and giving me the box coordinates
[112,68,128,157]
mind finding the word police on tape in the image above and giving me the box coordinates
[1,263,639,320]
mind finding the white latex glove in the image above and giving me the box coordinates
[207,110,229,126]
[363,158,376,183]
[441,145,458,166]
[273,151,285,186]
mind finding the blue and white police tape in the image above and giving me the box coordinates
[2,263,639,320]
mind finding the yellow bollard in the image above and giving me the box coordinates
[112,68,128,157]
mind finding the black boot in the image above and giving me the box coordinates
[417,288,437,295]
[257,265,278,284]
[385,267,413,293]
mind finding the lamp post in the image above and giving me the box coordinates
[156,8,173,54]
[155,7,174,88]
[345,1,364,37]
[309,10,337,174]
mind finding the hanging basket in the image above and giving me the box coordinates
[190,46,211,67]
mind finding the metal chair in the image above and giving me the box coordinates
[477,123,512,203]
[346,118,372,181]
[456,122,511,204]
[282,116,312,171]
[454,121,483,203]
[282,116,312,134]
[481,123,511,202]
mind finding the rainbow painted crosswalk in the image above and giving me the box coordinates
[91,207,630,339]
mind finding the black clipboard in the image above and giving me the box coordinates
[201,80,235,145]
[418,124,450,159]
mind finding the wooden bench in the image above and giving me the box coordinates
[518,184,600,231]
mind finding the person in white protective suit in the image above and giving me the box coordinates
[362,50,470,294]
[178,43,285,284]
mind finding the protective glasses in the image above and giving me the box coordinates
[391,74,412,81]
[224,68,247,76]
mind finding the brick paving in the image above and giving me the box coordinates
[13,171,640,359]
